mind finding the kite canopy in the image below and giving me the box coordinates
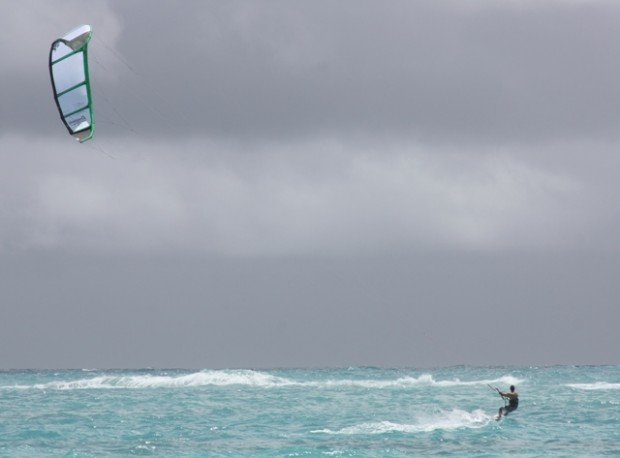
[49,25,94,142]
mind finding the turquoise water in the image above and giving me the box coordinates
[1,366,618,456]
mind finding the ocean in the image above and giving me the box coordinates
[0,366,618,456]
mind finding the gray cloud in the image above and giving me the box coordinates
[102,1,620,143]
[1,1,619,368]
[1,251,618,368]
[4,1,620,143]
[0,135,598,255]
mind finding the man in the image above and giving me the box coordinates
[497,385,519,418]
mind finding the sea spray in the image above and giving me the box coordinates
[312,409,492,434]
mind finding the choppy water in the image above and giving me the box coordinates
[1,366,618,456]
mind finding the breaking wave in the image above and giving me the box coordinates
[3,370,523,391]
[566,382,620,391]
[7,370,289,390]
[305,374,522,389]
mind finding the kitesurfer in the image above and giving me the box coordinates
[497,385,519,418]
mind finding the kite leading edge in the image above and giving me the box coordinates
[49,25,94,143]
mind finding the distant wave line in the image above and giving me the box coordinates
[566,382,620,390]
[1,370,524,391]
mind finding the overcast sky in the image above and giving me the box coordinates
[1,0,619,368]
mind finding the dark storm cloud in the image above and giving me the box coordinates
[107,0,620,142]
[105,0,620,142]
[3,1,620,143]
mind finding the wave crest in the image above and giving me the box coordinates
[3,370,524,391]
[9,370,290,390]
[566,382,620,391]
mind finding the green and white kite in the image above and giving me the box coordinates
[49,25,94,142]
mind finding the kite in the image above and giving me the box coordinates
[49,25,94,142]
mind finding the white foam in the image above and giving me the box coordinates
[566,382,620,391]
[7,370,292,390]
[312,409,492,435]
[2,371,524,391]
[303,374,523,389]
